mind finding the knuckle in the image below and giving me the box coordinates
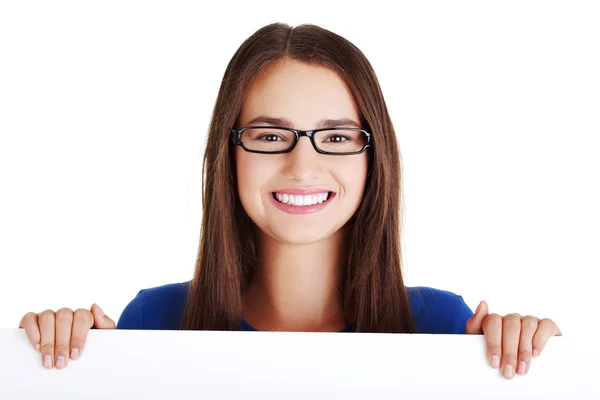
[505,313,521,322]
[487,313,503,322]
[521,317,539,331]
[503,353,519,363]
[74,308,93,327]
[73,308,91,320]
[37,310,55,326]
[488,344,502,355]
[38,309,55,319]
[25,311,38,320]
[54,343,70,354]
[482,314,502,330]
[56,307,74,315]
[539,318,554,327]
[503,316,521,331]
[40,342,54,353]
[55,308,74,323]
[519,349,532,360]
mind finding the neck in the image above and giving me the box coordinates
[243,227,347,332]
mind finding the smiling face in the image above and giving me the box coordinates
[235,58,368,245]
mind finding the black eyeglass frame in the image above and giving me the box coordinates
[230,126,372,155]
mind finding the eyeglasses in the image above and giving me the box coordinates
[230,126,372,155]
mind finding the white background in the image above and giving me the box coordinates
[0,0,598,337]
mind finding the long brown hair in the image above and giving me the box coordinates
[180,22,417,333]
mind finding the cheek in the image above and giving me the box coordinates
[338,156,368,195]
[235,152,276,210]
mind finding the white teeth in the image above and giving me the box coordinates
[273,192,331,206]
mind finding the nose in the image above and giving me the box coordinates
[285,135,323,179]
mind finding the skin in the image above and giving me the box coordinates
[18,58,561,379]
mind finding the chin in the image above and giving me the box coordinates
[269,227,331,246]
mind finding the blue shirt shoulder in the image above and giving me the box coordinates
[116,281,190,330]
[408,286,474,334]
[117,281,473,334]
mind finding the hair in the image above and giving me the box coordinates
[180,22,417,333]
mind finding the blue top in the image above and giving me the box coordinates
[116,281,474,334]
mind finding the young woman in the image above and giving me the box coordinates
[19,22,561,380]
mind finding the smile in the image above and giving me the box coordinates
[269,191,336,215]
[272,191,333,206]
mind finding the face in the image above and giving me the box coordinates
[235,58,368,245]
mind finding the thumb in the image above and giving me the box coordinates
[91,303,116,329]
[465,300,488,334]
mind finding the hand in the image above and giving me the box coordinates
[465,300,562,380]
[18,303,116,369]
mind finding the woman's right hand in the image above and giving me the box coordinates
[18,303,116,369]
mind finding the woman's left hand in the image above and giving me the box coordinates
[465,300,562,380]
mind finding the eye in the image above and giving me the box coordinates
[257,134,284,142]
[323,134,351,143]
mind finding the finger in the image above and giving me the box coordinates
[54,308,74,370]
[37,310,56,369]
[91,303,116,329]
[532,318,559,357]
[516,315,539,376]
[19,312,41,352]
[70,308,94,360]
[465,300,488,334]
[500,313,522,380]
[481,313,503,370]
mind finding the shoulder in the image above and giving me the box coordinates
[406,286,474,334]
[116,280,191,330]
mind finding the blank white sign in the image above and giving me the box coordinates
[1,328,595,399]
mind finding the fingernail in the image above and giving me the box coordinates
[518,361,527,375]
[43,355,52,369]
[475,302,481,314]
[533,349,539,358]
[71,348,79,360]
[34,343,40,353]
[96,305,105,316]
[503,364,514,379]
[491,355,500,369]
[55,356,64,369]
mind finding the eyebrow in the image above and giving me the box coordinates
[245,115,361,129]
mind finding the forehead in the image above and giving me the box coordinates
[239,59,360,129]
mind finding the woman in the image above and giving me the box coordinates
[18,22,561,380]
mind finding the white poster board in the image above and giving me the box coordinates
[1,328,594,399]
